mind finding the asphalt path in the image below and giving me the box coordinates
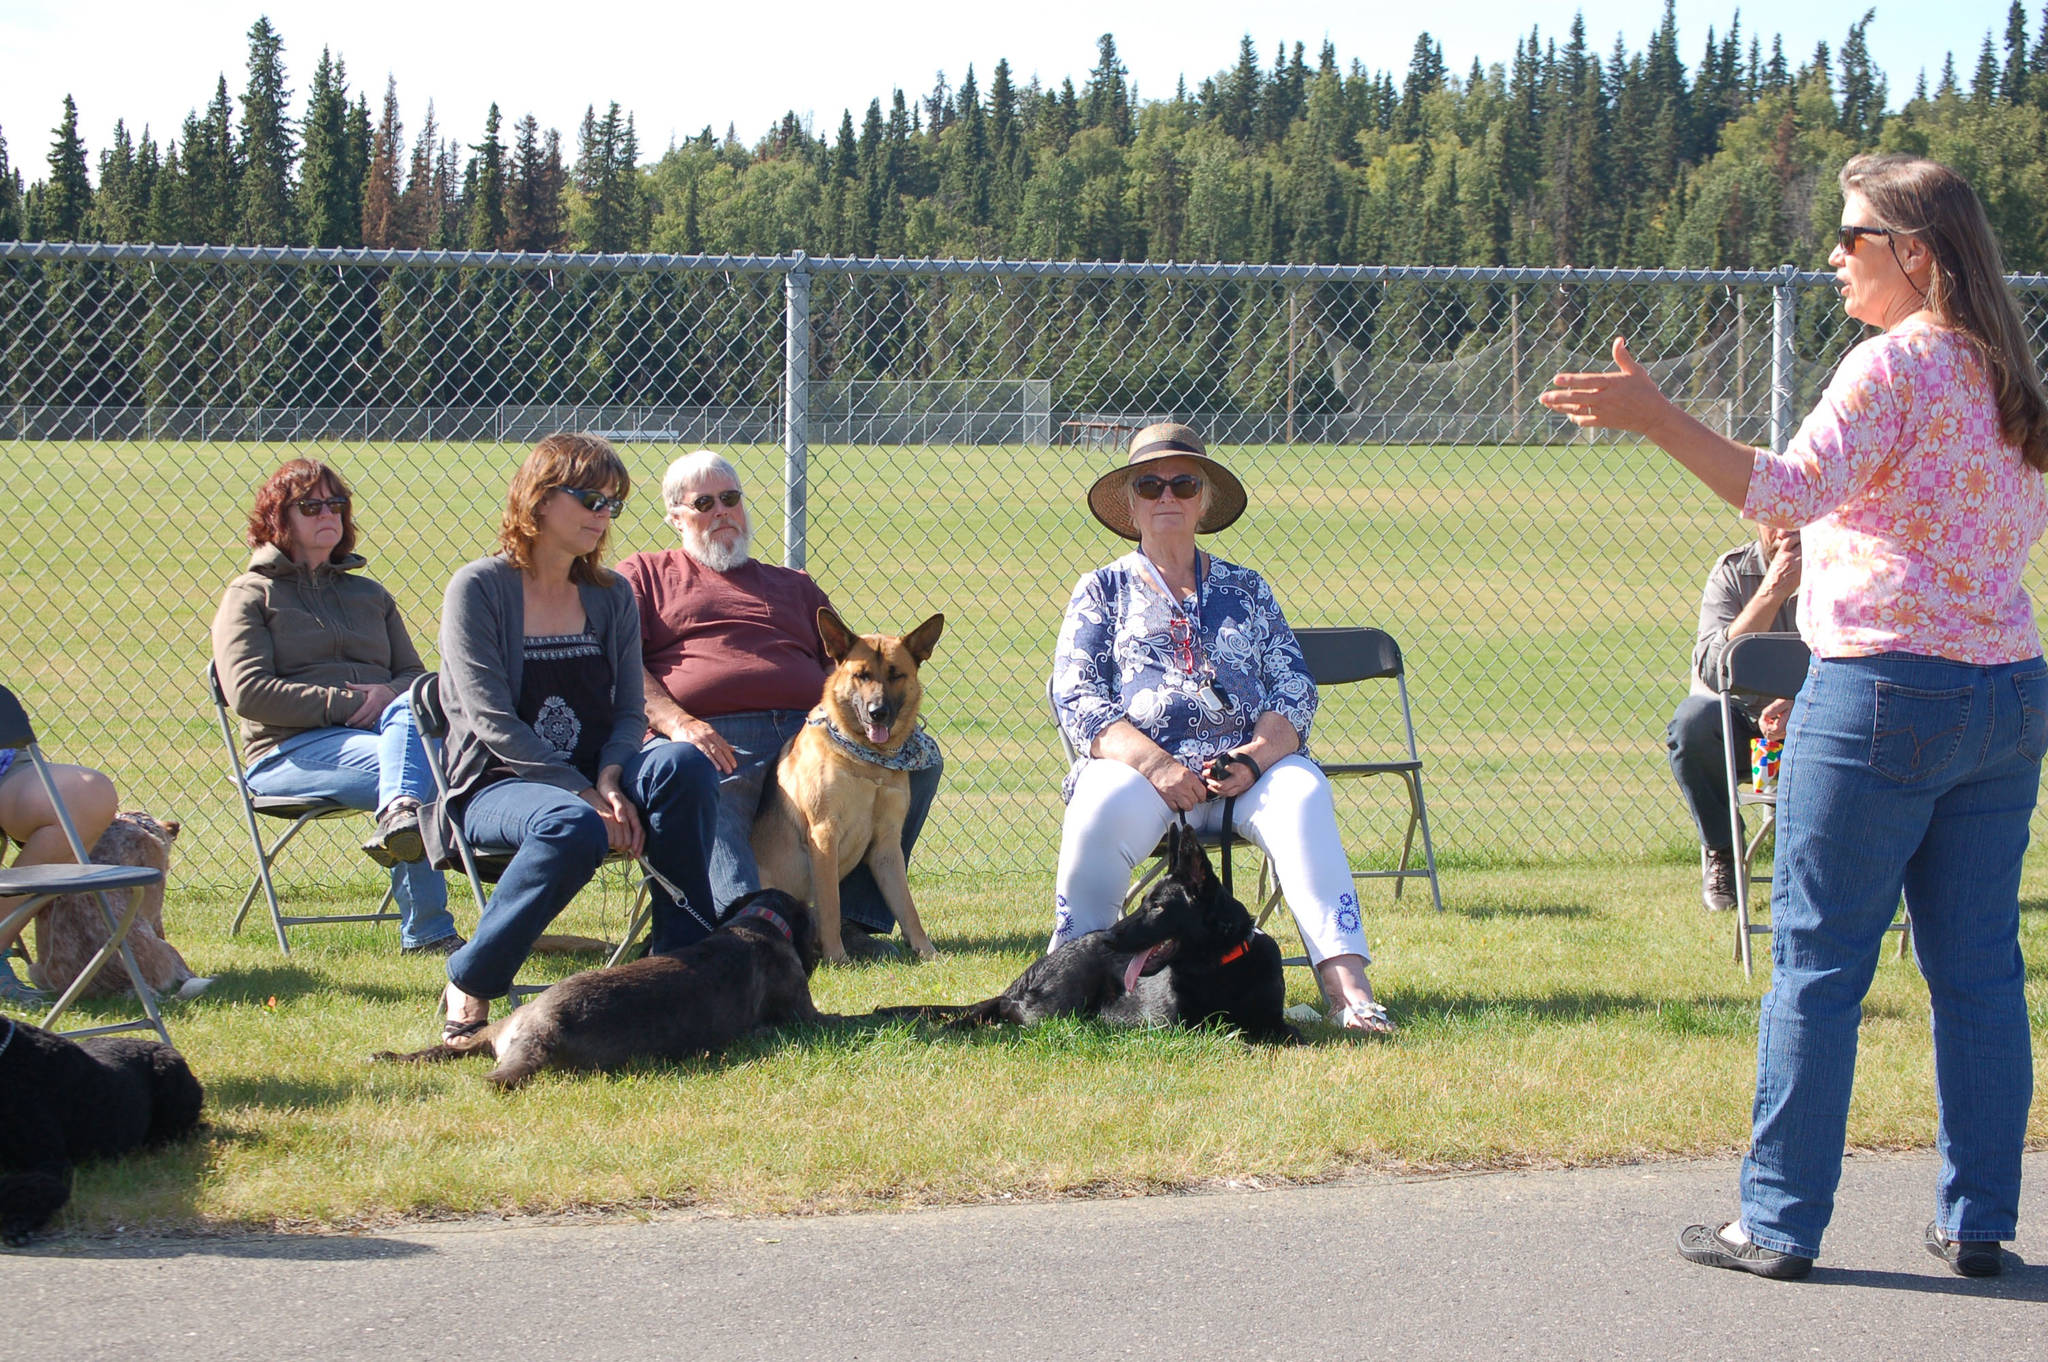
[5,1149,2043,1360]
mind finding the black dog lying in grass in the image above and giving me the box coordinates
[375,890,826,1088]
[877,823,1297,1043]
[0,1019,205,1245]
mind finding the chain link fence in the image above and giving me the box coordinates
[6,241,2048,900]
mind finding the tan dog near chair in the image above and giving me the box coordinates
[29,811,205,999]
[752,607,943,964]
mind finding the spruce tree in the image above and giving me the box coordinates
[0,126,19,240]
[237,17,296,243]
[43,95,92,240]
[506,112,566,251]
[2005,1,2030,100]
[299,48,355,247]
[398,101,439,247]
[363,79,402,248]
[1083,34,1133,144]
[182,77,240,244]
[467,103,507,250]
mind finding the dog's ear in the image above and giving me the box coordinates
[816,607,859,663]
[900,613,945,664]
[1172,823,1213,890]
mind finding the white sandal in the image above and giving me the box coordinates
[1329,1000,1395,1035]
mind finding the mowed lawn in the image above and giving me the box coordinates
[3,435,2047,1232]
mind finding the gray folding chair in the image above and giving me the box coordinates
[1718,632,1909,976]
[408,672,661,1003]
[207,663,398,954]
[1291,627,1444,915]
[0,685,170,1043]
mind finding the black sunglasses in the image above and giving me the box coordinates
[292,496,349,517]
[685,489,744,514]
[1837,225,1891,256]
[557,486,626,516]
[1133,473,1203,501]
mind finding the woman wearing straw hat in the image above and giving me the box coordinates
[1048,422,1392,1033]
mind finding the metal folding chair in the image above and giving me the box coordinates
[0,685,170,1043]
[1291,627,1444,915]
[1718,632,1909,976]
[408,672,658,1002]
[207,662,398,954]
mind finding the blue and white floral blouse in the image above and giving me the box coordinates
[1051,550,1317,802]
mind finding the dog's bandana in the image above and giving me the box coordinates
[807,714,941,772]
[732,903,794,942]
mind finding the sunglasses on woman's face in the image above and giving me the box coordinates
[558,486,626,516]
[685,489,744,514]
[1133,473,1203,501]
[292,496,349,517]
[1836,225,1891,256]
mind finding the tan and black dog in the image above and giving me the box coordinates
[752,607,943,964]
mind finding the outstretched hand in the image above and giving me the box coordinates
[1538,337,1676,436]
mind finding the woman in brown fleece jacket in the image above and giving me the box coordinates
[210,459,459,954]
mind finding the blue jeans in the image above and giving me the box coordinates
[447,739,719,1000]
[243,697,457,950]
[683,712,943,933]
[1740,653,2044,1258]
[1667,693,1758,853]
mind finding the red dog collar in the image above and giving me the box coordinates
[733,905,794,942]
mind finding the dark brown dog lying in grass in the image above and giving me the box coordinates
[374,890,824,1089]
[0,1020,205,1245]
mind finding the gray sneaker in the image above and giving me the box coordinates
[0,956,49,1005]
[1701,846,1738,912]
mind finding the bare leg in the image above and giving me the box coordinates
[0,764,118,957]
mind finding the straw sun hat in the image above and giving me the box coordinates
[1084,421,1248,541]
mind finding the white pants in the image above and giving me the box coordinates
[1051,754,1370,966]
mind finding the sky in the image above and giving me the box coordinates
[0,0,2027,173]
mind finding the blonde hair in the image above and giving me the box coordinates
[497,432,631,584]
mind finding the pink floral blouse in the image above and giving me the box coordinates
[1743,317,2048,663]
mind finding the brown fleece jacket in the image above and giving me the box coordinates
[210,543,428,762]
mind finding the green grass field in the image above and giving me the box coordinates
[4,432,1933,898]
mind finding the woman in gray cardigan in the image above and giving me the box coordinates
[434,433,720,1043]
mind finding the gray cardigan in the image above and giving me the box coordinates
[434,556,647,813]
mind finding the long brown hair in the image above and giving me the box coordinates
[1841,153,2048,470]
[498,432,631,584]
[247,459,356,559]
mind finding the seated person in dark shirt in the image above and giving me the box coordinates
[615,450,942,939]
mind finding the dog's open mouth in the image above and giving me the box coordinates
[1122,940,1180,992]
[864,720,891,744]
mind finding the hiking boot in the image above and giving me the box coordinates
[1678,1222,1812,1280]
[1925,1222,2004,1277]
[362,796,425,868]
[401,933,466,958]
[1701,846,1738,912]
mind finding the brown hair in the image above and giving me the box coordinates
[1841,153,2048,470]
[497,432,631,584]
[247,459,356,559]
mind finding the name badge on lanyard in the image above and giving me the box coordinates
[1140,553,1236,722]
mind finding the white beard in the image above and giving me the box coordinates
[683,524,751,572]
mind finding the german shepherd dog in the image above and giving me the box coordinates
[0,1021,205,1244]
[875,824,1297,1043]
[373,890,825,1089]
[752,607,944,964]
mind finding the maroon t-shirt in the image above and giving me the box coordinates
[615,549,832,717]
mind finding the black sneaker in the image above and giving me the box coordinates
[1925,1222,2004,1277]
[1678,1223,1812,1279]
[1701,847,1738,912]
[401,933,466,958]
[363,797,425,868]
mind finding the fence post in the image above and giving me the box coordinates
[783,252,811,572]
[1771,264,1798,453]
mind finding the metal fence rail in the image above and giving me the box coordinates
[5,241,2047,898]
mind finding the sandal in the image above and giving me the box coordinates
[1329,1000,1395,1035]
[440,986,491,1049]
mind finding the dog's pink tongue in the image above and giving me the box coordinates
[1122,944,1165,993]
[865,720,891,744]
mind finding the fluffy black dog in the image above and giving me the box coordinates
[879,823,1297,1043]
[0,1019,205,1245]
[375,889,827,1088]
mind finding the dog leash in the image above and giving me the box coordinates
[1205,751,1261,901]
[640,862,719,936]
[0,1015,15,1061]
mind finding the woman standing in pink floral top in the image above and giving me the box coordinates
[1543,154,2048,1281]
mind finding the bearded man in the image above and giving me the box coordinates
[615,450,943,942]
